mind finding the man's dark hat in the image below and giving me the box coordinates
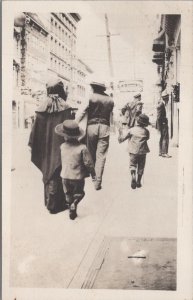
[134,93,141,98]
[90,81,106,91]
[137,114,151,127]
[55,120,84,139]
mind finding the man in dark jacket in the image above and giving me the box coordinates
[121,93,143,128]
[76,82,114,190]
[29,79,74,213]
[156,90,171,158]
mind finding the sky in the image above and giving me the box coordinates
[76,3,161,104]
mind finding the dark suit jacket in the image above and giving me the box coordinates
[156,101,166,131]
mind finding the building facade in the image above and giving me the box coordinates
[13,12,92,128]
[73,58,93,107]
[152,14,181,146]
[48,13,81,99]
[14,13,49,129]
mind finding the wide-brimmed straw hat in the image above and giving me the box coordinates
[55,120,85,140]
[137,114,151,127]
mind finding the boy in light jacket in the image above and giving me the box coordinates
[55,120,97,220]
[118,114,150,189]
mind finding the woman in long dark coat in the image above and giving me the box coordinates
[28,79,74,214]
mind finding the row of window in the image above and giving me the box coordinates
[51,17,76,47]
[77,85,86,97]
[26,34,47,54]
[77,70,86,79]
[50,55,72,77]
[50,36,75,63]
[52,14,76,34]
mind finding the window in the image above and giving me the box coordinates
[50,36,53,51]
[51,18,54,32]
[65,32,67,44]
[55,40,57,55]
[58,26,61,39]
[50,56,53,68]
[55,22,57,35]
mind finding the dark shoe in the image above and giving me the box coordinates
[131,177,136,189]
[69,203,77,220]
[136,181,142,188]
[162,154,172,158]
[136,174,142,188]
[64,202,70,210]
[94,180,102,190]
[159,153,162,156]
[49,209,58,214]
[131,178,136,189]
[131,171,136,189]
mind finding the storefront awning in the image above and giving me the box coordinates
[152,29,165,52]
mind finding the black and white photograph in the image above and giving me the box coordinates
[2,1,193,300]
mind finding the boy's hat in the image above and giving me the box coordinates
[137,114,151,127]
[55,120,85,139]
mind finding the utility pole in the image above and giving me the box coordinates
[105,13,114,78]
[96,14,119,80]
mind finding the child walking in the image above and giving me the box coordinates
[55,120,97,220]
[118,114,150,189]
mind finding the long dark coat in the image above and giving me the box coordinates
[28,96,74,212]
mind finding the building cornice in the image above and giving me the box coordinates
[25,13,48,35]
[78,58,93,74]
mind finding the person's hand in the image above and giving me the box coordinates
[118,127,123,134]
[118,136,122,143]
[92,176,97,182]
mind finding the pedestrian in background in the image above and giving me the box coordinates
[76,81,114,190]
[121,93,143,128]
[55,120,97,220]
[156,90,171,158]
[29,78,74,214]
[118,114,150,189]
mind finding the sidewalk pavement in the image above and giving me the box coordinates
[10,127,178,288]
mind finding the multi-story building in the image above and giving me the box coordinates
[13,12,92,127]
[48,13,81,99]
[13,12,49,128]
[13,24,22,128]
[73,58,93,106]
[152,14,181,146]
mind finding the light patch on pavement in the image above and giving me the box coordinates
[120,239,130,253]
[128,249,148,265]
[18,255,36,274]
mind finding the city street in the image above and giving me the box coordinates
[10,127,178,289]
